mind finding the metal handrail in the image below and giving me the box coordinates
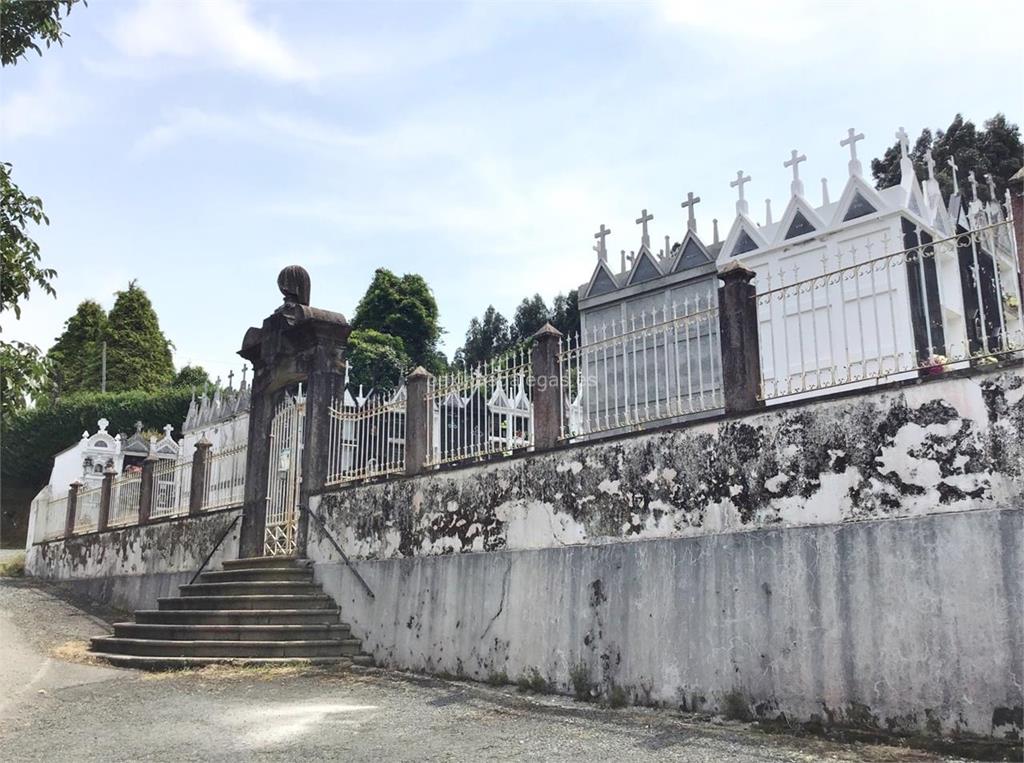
[189,514,241,585]
[299,504,375,599]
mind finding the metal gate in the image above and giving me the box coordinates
[264,389,305,556]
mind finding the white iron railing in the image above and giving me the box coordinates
[36,492,68,542]
[326,390,406,484]
[74,485,102,534]
[426,345,533,466]
[559,295,722,439]
[110,471,142,527]
[265,390,304,556]
[202,442,247,510]
[755,218,1023,400]
[150,459,192,519]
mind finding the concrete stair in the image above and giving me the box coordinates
[89,557,373,670]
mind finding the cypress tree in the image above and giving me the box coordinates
[47,299,108,397]
[104,281,174,392]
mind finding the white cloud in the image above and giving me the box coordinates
[109,0,315,83]
[0,64,88,140]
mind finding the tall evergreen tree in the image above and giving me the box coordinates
[103,281,174,392]
[871,113,1022,202]
[510,294,551,344]
[352,269,442,373]
[550,290,580,338]
[456,306,511,369]
[47,299,107,396]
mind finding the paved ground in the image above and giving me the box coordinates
[0,579,967,762]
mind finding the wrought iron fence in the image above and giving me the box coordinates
[150,459,192,519]
[110,471,142,527]
[202,442,247,510]
[326,389,406,484]
[426,345,533,466]
[559,294,722,439]
[754,219,1023,401]
[74,484,103,533]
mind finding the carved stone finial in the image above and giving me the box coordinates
[277,265,311,307]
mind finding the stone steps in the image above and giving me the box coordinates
[89,557,373,669]
[112,623,352,641]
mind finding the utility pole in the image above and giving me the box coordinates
[101,341,107,393]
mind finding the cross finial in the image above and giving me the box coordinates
[784,149,807,197]
[985,173,997,202]
[947,155,960,195]
[968,170,979,200]
[241,364,248,388]
[840,127,865,177]
[730,170,751,215]
[134,421,143,434]
[896,126,910,158]
[924,149,936,181]
[680,192,701,233]
[593,224,611,262]
[227,369,235,390]
[163,424,173,438]
[635,209,653,248]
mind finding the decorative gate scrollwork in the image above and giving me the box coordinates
[264,389,304,556]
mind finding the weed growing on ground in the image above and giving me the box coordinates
[722,688,753,721]
[569,662,593,701]
[0,552,25,577]
[486,670,509,686]
[516,668,550,693]
[606,684,629,709]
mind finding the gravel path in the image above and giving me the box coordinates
[0,579,962,762]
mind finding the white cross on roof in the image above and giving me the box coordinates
[784,150,807,197]
[896,126,910,158]
[635,209,653,248]
[947,156,960,195]
[593,224,611,262]
[840,128,864,177]
[730,170,751,215]
[680,192,701,232]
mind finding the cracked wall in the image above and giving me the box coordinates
[312,368,1023,559]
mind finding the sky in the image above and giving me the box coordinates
[3,0,1022,384]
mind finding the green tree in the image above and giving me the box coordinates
[103,281,174,392]
[352,268,442,372]
[456,306,511,369]
[0,0,82,66]
[346,328,410,392]
[46,299,107,397]
[172,364,210,389]
[871,113,1022,203]
[550,290,580,338]
[510,294,551,344]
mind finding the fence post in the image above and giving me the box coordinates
[137,452,158,526]
[717,261,764,415]
[97,465,116,533]
[189,436,212,515]
[530,322,563,450]
[64,481,81,538]
[404,366,432,476]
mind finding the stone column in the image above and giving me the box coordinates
[97,465,116,533]
[137,453,158,526]
[237,266,351,559]
[64,481,81,538]
[404,366,432,476]
[189,436,212,515]
[530,323,563,450]
[718,261,764,415]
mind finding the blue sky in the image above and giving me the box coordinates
[3,0,1022,383]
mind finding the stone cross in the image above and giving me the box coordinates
[241,364,249,388]
[227,369,235,390]
[680,192,701,232]
[896,126,910,158]
[784,150,807,197]
[968,170,978,200]
[947,156,960,195]
[924,149,936,181]
[730,170,751,215]
[840,127,865,176]
[593,224,611,262]
[134,421,143,434]
[985,173,997,202]
[163,424,173,439]
[635,209,653,248]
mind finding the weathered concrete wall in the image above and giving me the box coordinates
[25,509,241,612]
[312,368,1023,559]
[313,507,1022,740]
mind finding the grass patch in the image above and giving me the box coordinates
[606,684,629,709]
[0,552,25,577]
[569,661,593,702]
[721,688,753,722]
[51,640,101,665]
[486,670,509,686]
[516,667,550,693]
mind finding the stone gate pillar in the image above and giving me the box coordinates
[237,266,351,558]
